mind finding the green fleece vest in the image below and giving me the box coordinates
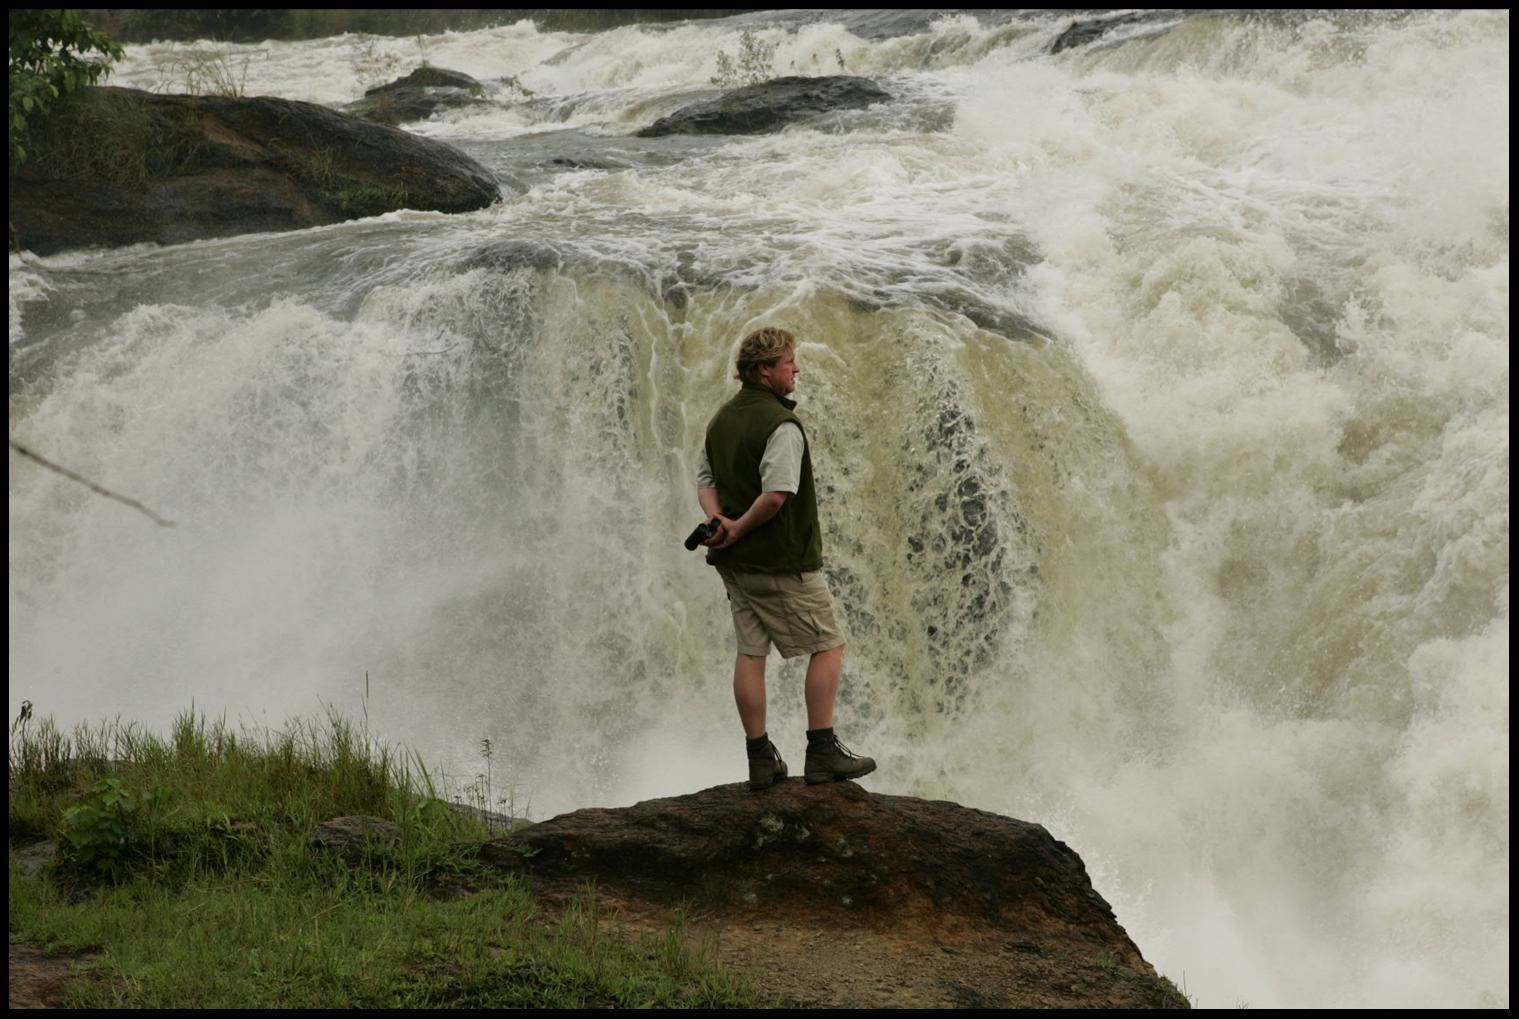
[704,382,822,573]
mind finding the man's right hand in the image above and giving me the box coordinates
[701,515,739,548]
[710,491,790,550]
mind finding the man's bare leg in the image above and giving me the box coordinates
[804,644,844,731]
[801,642,873,782]
[734,653,768,739]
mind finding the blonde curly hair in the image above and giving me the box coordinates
[734,327,796,384]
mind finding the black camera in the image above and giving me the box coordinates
[684,518,722,551]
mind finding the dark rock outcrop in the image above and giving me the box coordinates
[342,66,493,126]
[9,86,502,256]
[481,780,1185,1008]
[636,75,892,137]
[1050,12,1153,54]
[15,840,58,879]
[374,66,483,93]
[492,780,1125,939]
[308,815,401,864]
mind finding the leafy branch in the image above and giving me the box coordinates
[710,29,778,88]
[9,9,124,164]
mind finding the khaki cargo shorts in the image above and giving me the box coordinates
[714,566,847,659]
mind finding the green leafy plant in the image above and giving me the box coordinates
[9,9,124,163]
[405,795,452,829]
[710,29,778,88]
[58,777,177,881]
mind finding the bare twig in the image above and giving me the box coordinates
[9,439,176,527]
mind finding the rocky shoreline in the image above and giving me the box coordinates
[14,779,1186,1008]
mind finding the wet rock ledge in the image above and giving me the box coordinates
[481,780,1187,1008]
[636,75,892,137]
[9,86,502,256]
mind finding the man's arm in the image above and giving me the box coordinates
[697,422,801,548]
[698,486,723,520]
[697,446,730,544]
[711,490,790,548]
[698,486,789,548]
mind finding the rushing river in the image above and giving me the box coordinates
[8,10,1508,1008]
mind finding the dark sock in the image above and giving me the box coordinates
[806,727,835,753]
[746,733,772,759]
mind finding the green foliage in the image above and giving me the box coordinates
[9,704,770,1007]
[301,146,338,186]
[9,9,124,163]
[58,777,177,882]
[405,795,453,828]
[19,86,203,187]
[11,707,411,868]
[710,29,779,88]
[1158,975,1195,1008]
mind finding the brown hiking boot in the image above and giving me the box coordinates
[804,735,876,784]
[748,740,788,790]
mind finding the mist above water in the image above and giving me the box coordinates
[10,9,1508,1008]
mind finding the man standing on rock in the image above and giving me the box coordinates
[696,326,876,791]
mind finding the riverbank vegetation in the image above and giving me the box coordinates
[9,9,124,163]
[9,707,767,1007]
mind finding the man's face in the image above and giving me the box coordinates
[759,348,799,396]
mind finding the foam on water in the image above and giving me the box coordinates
[10,8,1508,1009]
[941,9,1508,1008]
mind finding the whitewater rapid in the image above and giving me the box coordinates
[10,10,1508,1008]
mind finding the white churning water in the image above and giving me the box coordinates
[10,10,1508,1008]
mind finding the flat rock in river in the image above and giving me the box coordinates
[635,75,892,137]
[342,66,494,126]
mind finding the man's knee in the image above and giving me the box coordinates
[810,643,845,666]
[735,653,767,681]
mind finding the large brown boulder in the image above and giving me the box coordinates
[9,86,503,256]
[483,780,1186,1008]
[1050,12,1153,54]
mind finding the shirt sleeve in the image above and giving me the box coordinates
[696,444,715,490]
[759,423,804,494]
